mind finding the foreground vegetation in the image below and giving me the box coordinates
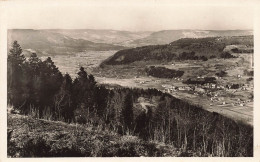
[8,113,180,157]
[8,41,253,157]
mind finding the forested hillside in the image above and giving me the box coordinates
[101,36,253,65]
[7,41,253,157]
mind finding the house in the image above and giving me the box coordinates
[212,84,216,88]
[178,87,185,91]
[195,87,205,93]
[226,85,231,89]
[185,86,193,91]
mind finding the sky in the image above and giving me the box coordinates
[1,1,255,31]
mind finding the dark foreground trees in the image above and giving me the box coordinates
[7,41,25,109]
[8,41,253,157]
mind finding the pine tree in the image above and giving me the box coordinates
[7,41,26,109]
[54,73,73,121]
[72,67,97,123]
[40,57,63,107]
[122,92,134,131]
[26,53,43,107]
[94,85,108,117]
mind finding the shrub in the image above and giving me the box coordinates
[220,52,237,59]
[210,55,216,59]
[244,70,254,76]
[247,77,253,82]
[74,108,88,124]
[216,70,227,77]
[20,136,52,157]
[230,84,240,89]
[200,56,208,61]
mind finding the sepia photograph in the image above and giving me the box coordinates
[1,0,260,160]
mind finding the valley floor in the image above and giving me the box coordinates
[39,51,253,126]
[93,55,253,125]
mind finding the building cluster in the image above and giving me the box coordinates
[162,82,253,107]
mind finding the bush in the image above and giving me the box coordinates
[244,70,253,76]
[200,56,208,61]
[230,84,240,89]
[216,70,227,77]
[183,77,216,85]
[220,52,237,59]
[20,136,52,157]
[247,77,253,82]
[74,108,88,124]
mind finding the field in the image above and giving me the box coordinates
[41,50,117,78]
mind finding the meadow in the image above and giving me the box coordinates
[41,50,117,78]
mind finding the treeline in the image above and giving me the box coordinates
[178,52,208,61]
[220,52,238,59]
[231,48,254,53]
[216,70,227,77]
[8,41,253,157]
[183,77,217,85]
[145,66,184,78]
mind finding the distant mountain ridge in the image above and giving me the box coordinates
[46,29,253,47]
[8,29,126,56]
[46,29,152,45]
[128,30,253,47]
[8,29,253,56]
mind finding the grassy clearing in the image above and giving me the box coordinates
[7,113,180,157]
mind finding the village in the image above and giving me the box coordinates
[161,75,253,108]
